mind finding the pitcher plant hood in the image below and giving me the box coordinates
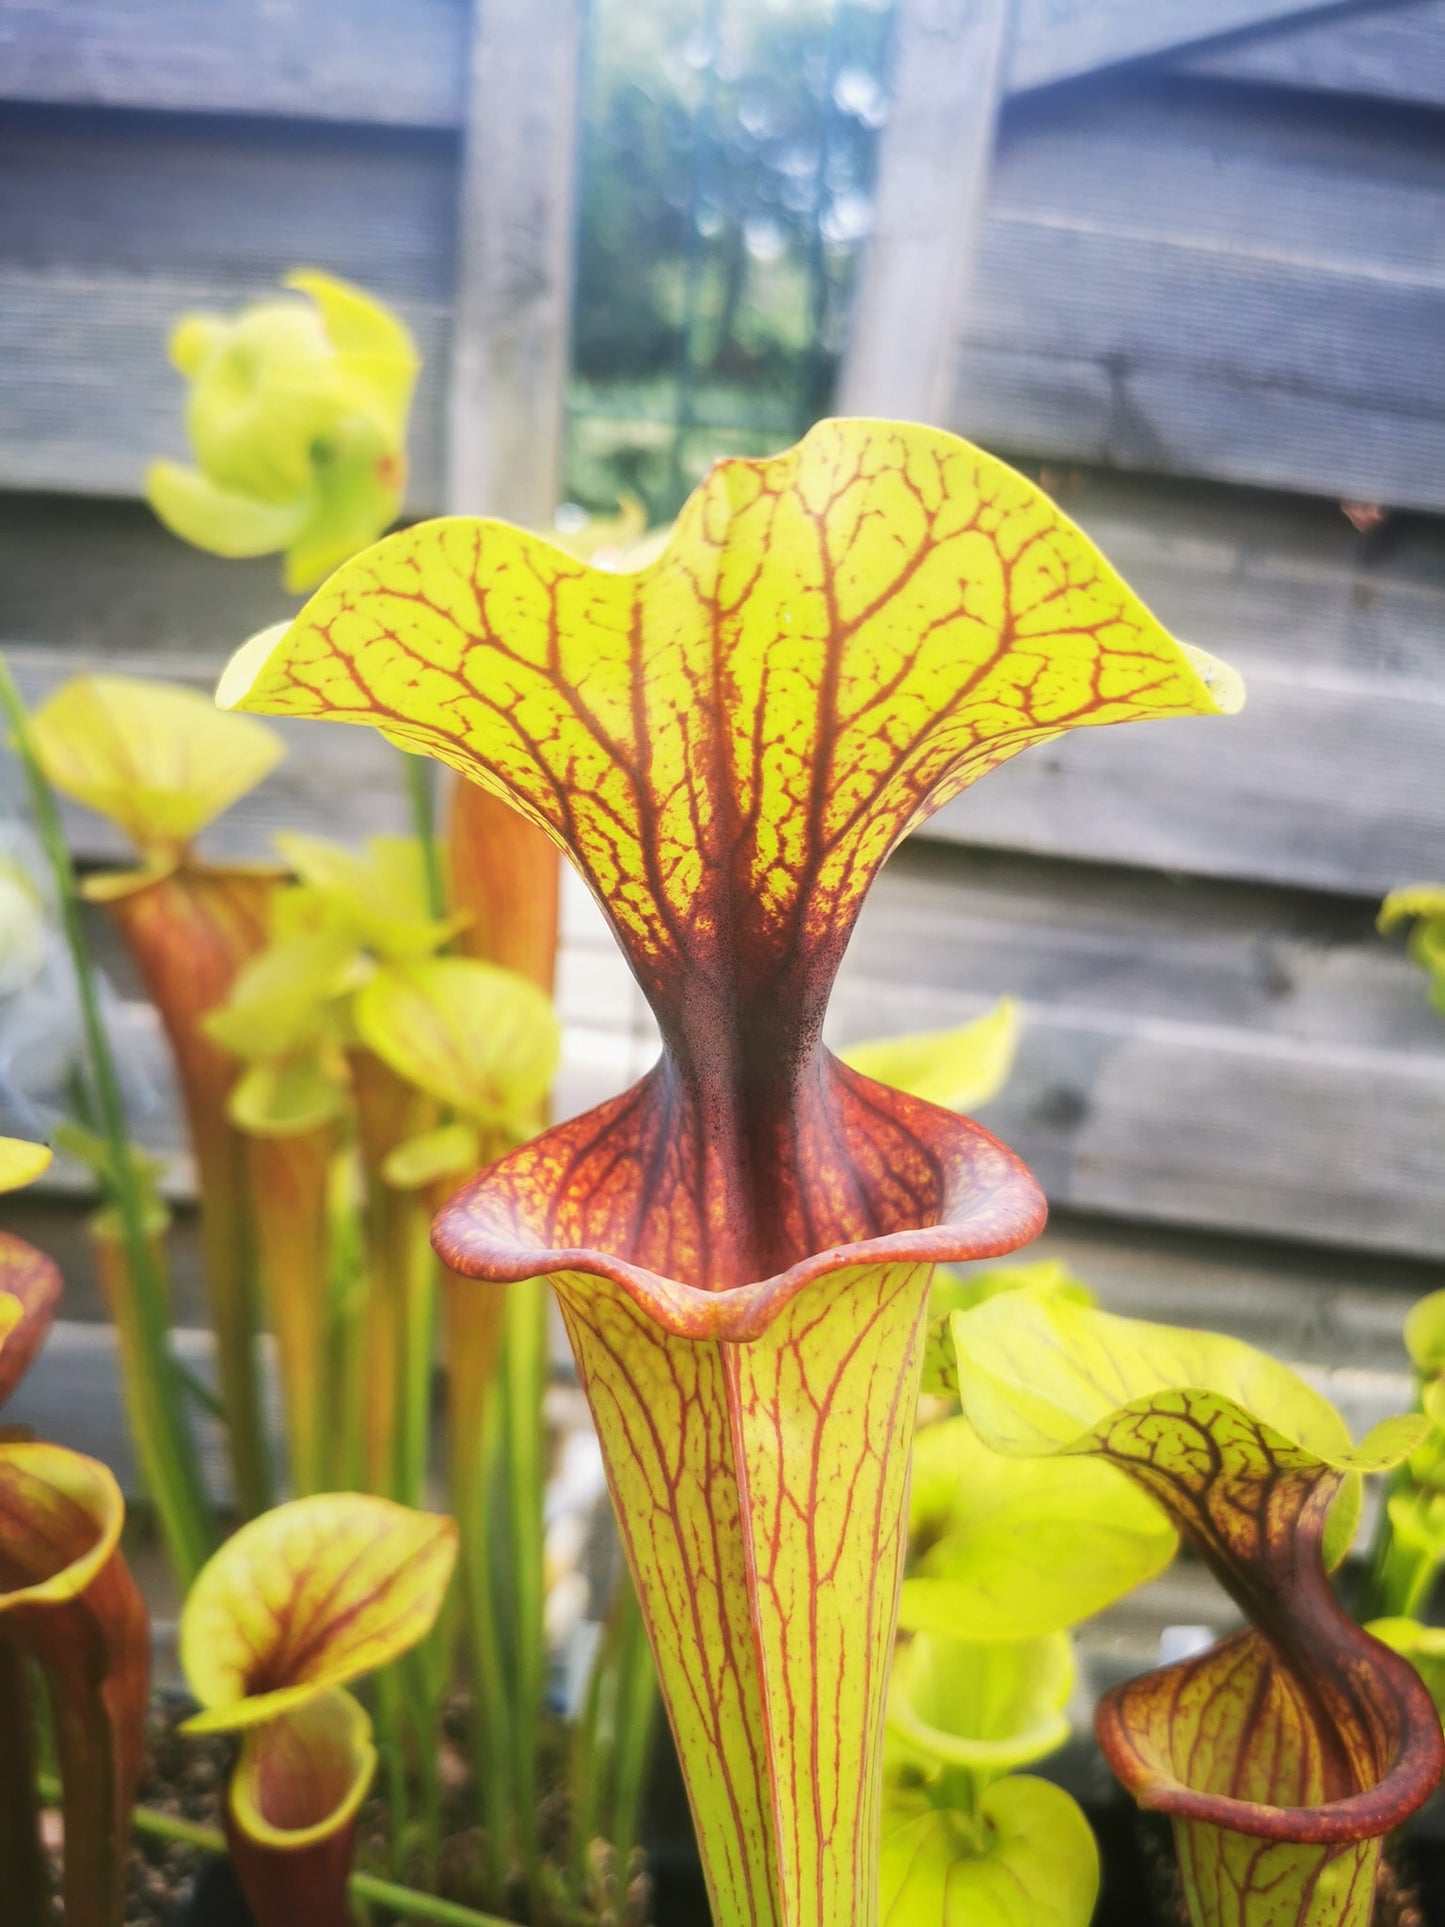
[219,416,1239,1303]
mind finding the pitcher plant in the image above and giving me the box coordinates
[217,416,1243,1926]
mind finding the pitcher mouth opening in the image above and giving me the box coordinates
[431,1057,1047,1343]
[1098,1628,1445,1847]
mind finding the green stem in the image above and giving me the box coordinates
[374,1666,413,1878]
[351,1871,517,1927]
[1362,1516,1438,1622]
[569,1574,658,1893]
[1359,1431,1441,1622]
[42,1780,519,1927]
[398,1201,437,1508]
[404,750,447,921]
[410,1620,452,1889]
[495,1278,547,1903]
[325,1150,369,1491]
[606,1576,659,1874]
[466,1388,516,1898]
[190,1121,272,1519]
[0,652,212,1585]
[173,1358,226,1422]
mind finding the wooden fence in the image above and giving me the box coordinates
[2,0,1443,1585]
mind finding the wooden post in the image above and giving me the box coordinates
[835,0,1012,424]
[446,0,586,525]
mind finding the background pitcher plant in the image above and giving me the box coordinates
[0,1142,149,1927]
[29,674,285,1526]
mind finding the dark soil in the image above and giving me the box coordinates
[119,1697,228,1925]
[95,1693,653,1927]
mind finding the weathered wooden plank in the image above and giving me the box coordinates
[1006,0,1346,94]
[931,655,1445,898]
[0,0,468,126]
[834,0,1011,421]
[0,497,306,659]
[6,467,1441,684]
[836,1017,1445,1256]
[832,63,1445,503]
[952,226,1445,512]
[830,849,1445,1261]
[952,332,1445,515]
[839,845,1444,1057]
[446,0,584,522]
[11,67,1445,511]
[1173,0,1445,110]
[832,979,1445,1260]
[0,269,452,505]
[0,0,1358,126]
[937,73,1445,506]
[0,110,455,298]
[992,77,1445,275]
[1039,468,1445,689]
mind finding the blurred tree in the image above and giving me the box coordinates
[568,0,895,519]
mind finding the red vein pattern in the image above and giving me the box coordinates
[436,1068,1042,1927]
[222,417,1242,1927]
[558,1257,928,1925]
[1090,1393,1444,1927]
[224,418,1235,1295]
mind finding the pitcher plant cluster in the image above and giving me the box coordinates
[0,268,1441,1927]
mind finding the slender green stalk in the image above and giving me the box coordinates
[404,750,447,922]
[606,1578,659,1875]
[411,1668,445,1886]
[350,1050,437,1503]
[1359,1400,1439,1621]
[41,1779,518,1927]
[188,1111,272,1519]
[247,1127,336,1498]
[324,1150,369,1490]
[1361,1505,1437,1622]
[570,1575,658,1892]
[465,1386,516,1897]
[351,1871,518,1927]
[0,652,212,1583]
[398,1200,438,1506]
[494,1277,548,1903]
[173,1358,226,1422]
[374,1664,413,1877]
[403,1623,450,1888]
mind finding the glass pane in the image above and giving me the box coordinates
[566,0,898,525]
